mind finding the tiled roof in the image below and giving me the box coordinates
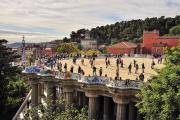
[108,41,137,48]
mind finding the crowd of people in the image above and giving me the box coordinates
[36,53,163,82]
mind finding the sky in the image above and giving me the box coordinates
[0,0,180,43]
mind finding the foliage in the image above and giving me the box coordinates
[23,99,88,120]
[169,25,180,36]
[136,46,180,120]
[80,49,101,55]
[57,43,79,54]
[0,39,29,119]
[164,46,180,65]
[63,16,180,45]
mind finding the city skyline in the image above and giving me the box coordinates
[0,0,180,43]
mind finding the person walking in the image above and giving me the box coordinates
[99,67,103,76]
[142,63,145,73]
[128,63,132,74]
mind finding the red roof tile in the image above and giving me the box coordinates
[108,41,137,49]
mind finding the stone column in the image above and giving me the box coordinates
[129,102,136,120]
[77,92,83,108]
[103,97,111,120]
[86,93,99,120]
[46,82,56,100]
[46,82,57,111]
[113,96,129,120]
[63,86,74,108]
[31,81,39,107]
[31,81,39,120]
[38,83,42,104]
[116,103,127,120]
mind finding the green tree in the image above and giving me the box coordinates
[57,43,79,54]
[0,39,29,119]
[164,46,180,65]
[24,99,88,120]
[136,46,180,120]
[169,25,180,36]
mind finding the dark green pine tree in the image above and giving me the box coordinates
[0,39,20,115]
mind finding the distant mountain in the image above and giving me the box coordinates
[6,42,33,48]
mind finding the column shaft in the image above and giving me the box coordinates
[116,104,127,120]
[64,92,73,105]
[31,83,38,106]
[129,102,136,120]
[103,97,110,120]
[88,97,98,120]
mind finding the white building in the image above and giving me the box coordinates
[80,30,97,50]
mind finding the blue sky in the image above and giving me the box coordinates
[0,0,180,43]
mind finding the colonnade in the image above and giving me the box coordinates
[29,76,138,120]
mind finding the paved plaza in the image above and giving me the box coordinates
[60,57,165,81]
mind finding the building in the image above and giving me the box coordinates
[80,30,97,50]
[106,30,180,55]
[143,30,180,55]
[107,41,138,55]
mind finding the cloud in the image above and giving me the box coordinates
[0,0,179,43]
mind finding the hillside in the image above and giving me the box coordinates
[66,16,180,45]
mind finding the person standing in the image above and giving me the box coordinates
[135,64,139,74]
[93,66,97,75]
[116,67,119,78]
[81,58,84,65]
[116,58,119,67]
[78,66,81,74]
[70,66,73,73]
[64,63,67,72]
[128,63,132,74]
[106,60,108,68]
[108,59,110,66]
[139,73,144,81]
[151,60,155,69]
[133,59,136,68]
[142,63,145,73]
[121,58,124,68]
[99,67,103,76]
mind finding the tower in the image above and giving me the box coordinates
[85,30,90,39]
[22,35,26,67]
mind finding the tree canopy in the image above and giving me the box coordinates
[0,39,29,119]
[136,46,180,120]
[63,15,180,45]
[169,25,180,36]
[57,43,79,54]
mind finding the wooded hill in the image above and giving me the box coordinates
[64,16,180,45]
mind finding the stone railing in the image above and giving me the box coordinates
[79,76,110,85]
[12,90,32,120]
[106,79,140,89]
[54,72,140,89]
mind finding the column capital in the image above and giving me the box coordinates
[63,86,74,93]
[113,95,129,104]
[85,92,99,98]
